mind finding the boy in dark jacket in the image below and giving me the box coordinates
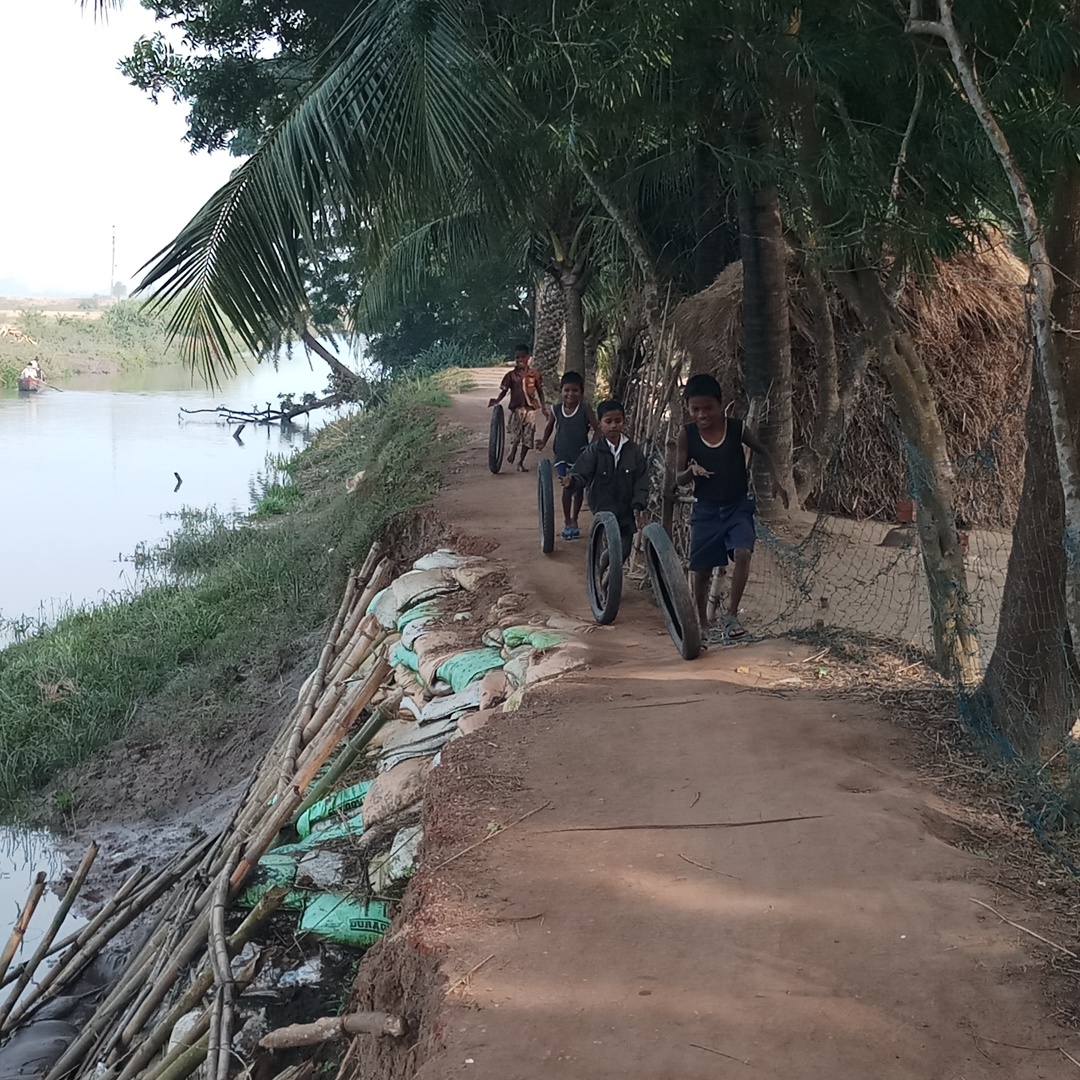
[561,399,649,559]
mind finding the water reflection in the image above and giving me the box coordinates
[0,360,349,627]
[0,828,81,959]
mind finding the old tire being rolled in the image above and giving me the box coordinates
[488,404,505,474]
[587,511,623,625]
[538,458,555,554]
[641,523,702,660]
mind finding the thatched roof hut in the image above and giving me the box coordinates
[674,239,1030,528]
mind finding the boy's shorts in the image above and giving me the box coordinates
[688,497,756,572]
[508,408,538,448]
[554,460,570,478]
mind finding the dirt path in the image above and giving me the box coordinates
[371,370,1080,1079]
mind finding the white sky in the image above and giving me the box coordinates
[0,1,239,297]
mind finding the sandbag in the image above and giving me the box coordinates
[413,550,485,571]
[502,625,565,650]
[363,757,430,825]
[367,587,400,630]
[397,600,440,631]
[420,685,480,722]
[435,648,505,694]
[235,852,306,911]
[298,894,391,948]
[389,642,420,673]
[391,569,460,612]
[296,781,372,838]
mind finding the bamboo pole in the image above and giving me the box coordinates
[0,873,46,986]
[304,644,387,745]
[280,571,360,791]
[292,691,402,827]
[208,854,236,1080]
[336,558,391,648]
[111,889,287,1080]
[0,843,97,1028]
[324,616,384,701]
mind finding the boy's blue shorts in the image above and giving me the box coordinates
[554,461,570,478]
[689,497,756,572]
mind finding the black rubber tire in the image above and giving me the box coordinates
[587,511,623,624]
[538,459,555,554]
[488,404,504,474]
[641,523,702,660]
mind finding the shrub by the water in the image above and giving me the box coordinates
[0,377,455,815]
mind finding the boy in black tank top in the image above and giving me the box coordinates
[675,374,789,639]
[537,372,599,539]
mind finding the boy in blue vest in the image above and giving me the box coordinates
[675,374,788,639]
[536,371,599,538]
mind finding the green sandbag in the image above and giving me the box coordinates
[296,781,372,839]
[435,648,505,694]
[273,810,365,857]
[235,853,306,911]
[396,601,440,630]
[502,625,565,650]
[299,894,391,948]
[389,641,420,672]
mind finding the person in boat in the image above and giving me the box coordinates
[20,361,42,383]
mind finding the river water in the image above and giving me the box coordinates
[0,359,348,952]
[0,359,347,628]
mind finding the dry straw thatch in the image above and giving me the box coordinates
[674,238,1030,528]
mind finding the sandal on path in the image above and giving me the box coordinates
[723,613,746,638]
[561,527,574,540]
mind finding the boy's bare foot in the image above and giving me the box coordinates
[516,462,528,472]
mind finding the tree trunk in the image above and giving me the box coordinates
[794,251,842,501]
[583,318,603,401]
[559,265,587,376]
[532,275,564,381]
[835,267,979,685]
[981,135,1080,755]
[300,331,361,396]
[737,184,796,511]
[692,139,728,291]
[610,302,645,403]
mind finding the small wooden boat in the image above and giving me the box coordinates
[17,376,47,393]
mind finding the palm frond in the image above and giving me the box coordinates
[135,0,525,383]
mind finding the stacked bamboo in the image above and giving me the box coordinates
[1,541,404,1080]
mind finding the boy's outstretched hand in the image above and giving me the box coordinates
[487,397,499,407]
[558,475,571,488]
[688,459,714,478]
[536,439,547,452]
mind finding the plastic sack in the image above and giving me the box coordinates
[396,601,440,631]
[299,894,391,948]
[367,587,400,630]
[389,642,420,672]
[235,852,306,911]
[435,648,506,694]
[412,550,483,571]
[391,570,459,613]
[502,625,565,650]
[296,781,372,839]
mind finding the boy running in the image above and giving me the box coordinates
[537,371,599,539]
[561,400,649,559]
[675,374,789,639]
[488,344,546,472]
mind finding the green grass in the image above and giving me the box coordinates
[0,378,456,817]
[0,303,176,385]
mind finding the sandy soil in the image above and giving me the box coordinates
[348,370,1079,1080]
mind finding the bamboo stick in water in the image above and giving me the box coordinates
[0,842,98,1029]
[0,872,46,987]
